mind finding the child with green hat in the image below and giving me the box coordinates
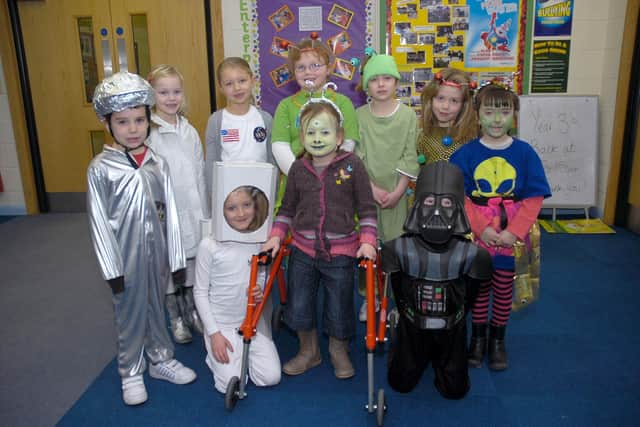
[354,52,419,321]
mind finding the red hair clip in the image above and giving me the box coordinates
[434,72,477,92]
[479,72,518,92]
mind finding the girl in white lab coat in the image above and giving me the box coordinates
[148,64,207,344]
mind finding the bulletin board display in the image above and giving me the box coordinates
[388,0,527,116]
[252,1,376,114]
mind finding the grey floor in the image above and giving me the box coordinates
[0,214,117,427]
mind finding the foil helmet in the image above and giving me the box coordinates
[92,71,154,121]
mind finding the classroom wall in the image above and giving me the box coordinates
[0,54,26,215]
[221,1,382,63]
[565,0,627,216]
[221,0,627,217]
[0,0,629,216]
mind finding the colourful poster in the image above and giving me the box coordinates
[466,0,522,69]
[388,0,525,114]
[255,1,374,114]
[534,0,573,37]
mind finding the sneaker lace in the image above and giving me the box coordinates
[156,359,183,378]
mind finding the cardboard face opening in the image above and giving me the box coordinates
[222,186,269,233]
[212,161,277,243]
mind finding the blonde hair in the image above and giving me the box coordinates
[216,57,255,105]
[216,57,254,83]
[420,67,477,144]
[147,64,187,115]
[287,38,332,74]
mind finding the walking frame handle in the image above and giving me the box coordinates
[239,237,292,340]
[358,255,389,352]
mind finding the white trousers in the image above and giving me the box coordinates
[204,326,281,394]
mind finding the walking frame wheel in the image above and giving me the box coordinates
[224,376,241,411]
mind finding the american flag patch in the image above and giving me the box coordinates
[221,128,240,143]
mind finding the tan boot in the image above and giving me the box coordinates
[328,337,355,379]
[282,329,322,375]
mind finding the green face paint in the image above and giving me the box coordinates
[302,111,340,159]
[478,104,514,142]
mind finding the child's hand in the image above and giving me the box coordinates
[381,188,403,209]
[496,230,517,248]
[248,285,264,304]
[261,237,281,256]
[357,243,377,261]
[480,227,500,247]
[211,332,234,364]
[371,183,389,206]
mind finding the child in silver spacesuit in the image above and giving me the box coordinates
[87,71,197,405]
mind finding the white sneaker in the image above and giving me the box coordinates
[171,317,192,344]
[122,374,147,405]
[358,298,380,322]
[149,359,197,385]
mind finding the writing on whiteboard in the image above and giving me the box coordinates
[518,96,598,207]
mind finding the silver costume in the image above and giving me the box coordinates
[87,145,186,378]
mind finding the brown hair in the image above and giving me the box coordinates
[297,101,343,158]
[287,38,332,73]
[474,83,520,112]
[147,64,188,116]
[420,67,477,144]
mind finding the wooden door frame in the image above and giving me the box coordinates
[1,0,39,213]
[604,0,640,224]
[0,0,224,214]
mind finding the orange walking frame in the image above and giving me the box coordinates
[358,256,390,426]
[224,238,291,411]
[225,240,391,426]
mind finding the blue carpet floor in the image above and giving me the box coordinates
[57,229,640,427]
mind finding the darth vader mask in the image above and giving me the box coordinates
[404,161,470,244]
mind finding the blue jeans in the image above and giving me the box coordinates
[284,246,357,340]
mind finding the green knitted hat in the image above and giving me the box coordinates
[362,54,400,90]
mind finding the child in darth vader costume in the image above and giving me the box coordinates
[382,161,492,399]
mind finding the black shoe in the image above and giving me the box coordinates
[488,324,508,371]
[467,323,487,368]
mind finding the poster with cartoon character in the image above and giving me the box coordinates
[388,0,525,113]
[466,0,521,68]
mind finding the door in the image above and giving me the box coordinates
[18,0,210,211]
[626,88,640,233]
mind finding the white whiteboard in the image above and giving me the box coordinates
[518,96,598,208]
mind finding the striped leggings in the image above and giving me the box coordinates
[471,269,515,327]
